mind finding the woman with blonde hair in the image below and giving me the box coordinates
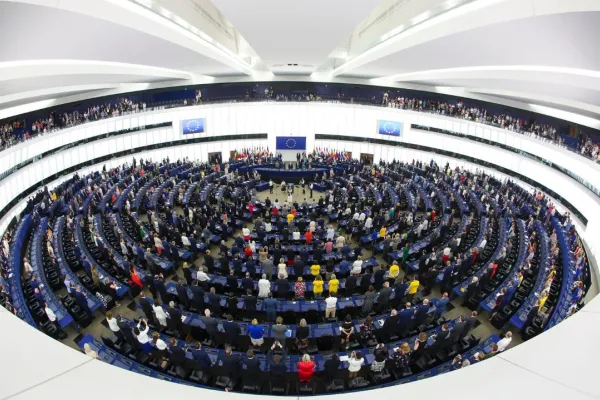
[247,318,265,346]
[277,258,288,279]
[295,276,306,299]
[296,318,310,350]
[392,342,412,373]
[83,343,100,359]
[297,353,315,382]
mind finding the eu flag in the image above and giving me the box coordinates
[181,118,205,134]
[276,136,307,150]
[378,120,402,136]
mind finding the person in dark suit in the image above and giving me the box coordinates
[222,314,242,347]
[241,272,254,292]
[154,274,169,304]
[267,342,287,378]
[397,303,414,337]
[382,309,400,341]
[294,257,305,278]
[413,298,431,326]
[204,250,215,270]
[74,286,91,315]
[190,281,206,312]
[452,315,468,342]
[200,309,220,343]
[275,275,289,298]
[207,287,221,316]
[139,292,155,321]
[175,280,190,310]
[168,337,186,366]
[219,346,240,379]
[242,349,261,381]
[243,289,257,311]
[376,281,393,313]
[428,324,451,353]
[144,274,158,300]
[461,310,478,340]
[167,301,184,335]
[192,342,213,372]
[322,353,341,382]
[263,293,279,323]
[462,276,479,306]
[226,270,238,293]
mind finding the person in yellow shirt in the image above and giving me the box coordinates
[310,264,321,276]
[407,276,420,300]
[328,274,339,295]
[51,192,57,201]
[379,226,387,238]
[313,275,324,298]
[388,262,400,279]
[287,213,295,223]
[538,289,549,311]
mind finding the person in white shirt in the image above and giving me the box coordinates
[351,257,363,275]
[181,235,190,248]
[326,226,335,240]
[336,235,345,250]
[23,257,32,275]
[196,267,210,282]
[325,295,337,318]
[151,331,167,351]
[106,311,121,335]
[258,274,271,298]
[265,222,272,232]
[347,351,365,378]
[249,240,257,253]
[152,301,169,328]
[134,319,151,352]
[479,236,488,249]
[83,343,100,360]
[242,226,251,239]
[277,258,288,279]
[120,239,129,255]
[353,212,360,221]
[496,331,513,352]
[364,217,373,231]
[358,212,366,222]
[293,230,300,241]
[44,303,56,322]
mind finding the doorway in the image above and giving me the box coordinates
[209,151,223,165]
[360,153,374,166]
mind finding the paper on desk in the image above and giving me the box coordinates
[181,316,187,322]
[378,319,385,326]
[339,356,349,361]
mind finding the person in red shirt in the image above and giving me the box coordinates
[297,354,315,382]
[431,209,436,223]
[248,202,254,215]
[244,246,253,257]
[489,262,498,279]
[272,207,279,217]
[305,230,313,244]
[291,207,297,217]
[129,266,143,289]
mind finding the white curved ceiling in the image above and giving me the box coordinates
[1,0,600,128]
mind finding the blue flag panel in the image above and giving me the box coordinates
[181,118,205,134]
[377,120,402,136]
[276,136,307,150]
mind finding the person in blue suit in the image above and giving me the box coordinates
[262,292,279,323]
[191,342,213,372]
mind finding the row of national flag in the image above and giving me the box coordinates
[233,146,270,159]
[312,147,351,161]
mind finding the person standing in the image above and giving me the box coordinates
[325,294,337,319]
[347,351,364,378]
